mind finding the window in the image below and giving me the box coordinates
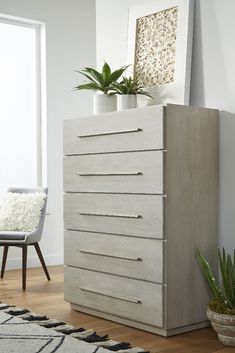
[0,16,45,201]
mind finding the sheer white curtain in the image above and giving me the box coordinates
[0,21,38,202]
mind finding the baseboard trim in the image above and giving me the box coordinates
[2,253,63,270]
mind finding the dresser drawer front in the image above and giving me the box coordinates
[64,267,163,327]
[64,105,164,155]
[64,193,164,239]
[64,151,164,194]
[64,230,164,283]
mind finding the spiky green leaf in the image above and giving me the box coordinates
[227,254,235,308]
[218,248,233,307]
[196,250,226,302]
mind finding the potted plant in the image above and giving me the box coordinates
[74,62,128,114]
[197,248,235,346]
[112,76,152,111]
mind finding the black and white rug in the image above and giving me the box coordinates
[0,303,149,353]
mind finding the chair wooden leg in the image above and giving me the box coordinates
[22,245,27,290]
[1,245,9,278]
[34,243,51,281]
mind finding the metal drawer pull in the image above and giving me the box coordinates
[79,287,142,304]
[79,212,142,219]
[78,128,142,138]
[80,249,143,262]
[77,171,142,176]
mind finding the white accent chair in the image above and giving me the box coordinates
[0,187,50,290]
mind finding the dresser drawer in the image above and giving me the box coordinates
[64,105,164,155]
[64,230,164,283]
[64,266,164,327]
[64,193,164,239]
[64,150,164,194]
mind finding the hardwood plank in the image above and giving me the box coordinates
[0,265,230,353]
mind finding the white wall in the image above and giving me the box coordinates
[96,0,144,70]
[0,0,96,269]
[96,0,235,251]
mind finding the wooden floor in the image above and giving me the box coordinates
[0,265,233,353]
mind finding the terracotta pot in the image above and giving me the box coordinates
[117,94,137,111]
[93,94,117,115]
[207,308,235,346]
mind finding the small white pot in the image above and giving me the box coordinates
[117,94,137,111]
[93,94,117,115]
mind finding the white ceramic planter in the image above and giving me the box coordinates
[93,94,117,115]
[207,309,235,346]
[117,94,137,111]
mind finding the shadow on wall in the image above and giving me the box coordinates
[219,111,235,251]
[190,0,231,108]
[190,0,205,106]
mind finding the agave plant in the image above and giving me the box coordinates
[74,62,128,95]
[112,76,152,98]
[197,248,235,314]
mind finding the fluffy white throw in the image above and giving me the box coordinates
[0,192,47,232]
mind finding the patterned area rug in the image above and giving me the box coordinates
[0,303,149,353]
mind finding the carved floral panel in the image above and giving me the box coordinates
[135,7,178,87]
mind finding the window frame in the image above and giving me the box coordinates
[0,13,47,187]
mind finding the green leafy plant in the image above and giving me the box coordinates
[112,76,152,98]
[197,248,235,314]
[74,62,128,95]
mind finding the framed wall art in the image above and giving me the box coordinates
[126,0,194,105]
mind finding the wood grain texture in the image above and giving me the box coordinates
[64,230,164,283]
[64,266,164,327]
[63,104,219,337]
[63,105,164,155]
[0,266,229,353]
[71,303,210,337]
[64,193,164,238]
[165,104,219,329]
[64,150,164,194]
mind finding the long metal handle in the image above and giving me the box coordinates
[79,287,142,304]
[80,249,143,262]
[79,212,142,219]
[78,127,142,138]
[77,171,142,176]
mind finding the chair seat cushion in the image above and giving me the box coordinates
[0,231,28,241]
[0,192,47,232]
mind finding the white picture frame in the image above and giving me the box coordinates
[126,0,194,105]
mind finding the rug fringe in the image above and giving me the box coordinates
[0,302,150,353]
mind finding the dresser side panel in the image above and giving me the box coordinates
[165,104,219,329]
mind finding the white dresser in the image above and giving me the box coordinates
[63,104,219,336]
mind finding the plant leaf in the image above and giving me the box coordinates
[218,248,233,308]
[83,67,104,86]
[227,254,235,308]
[196,249,227,303]
[109,66,129,83]
[74,83,101,91]
[102,62,111,85]
[75,71,98,84]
